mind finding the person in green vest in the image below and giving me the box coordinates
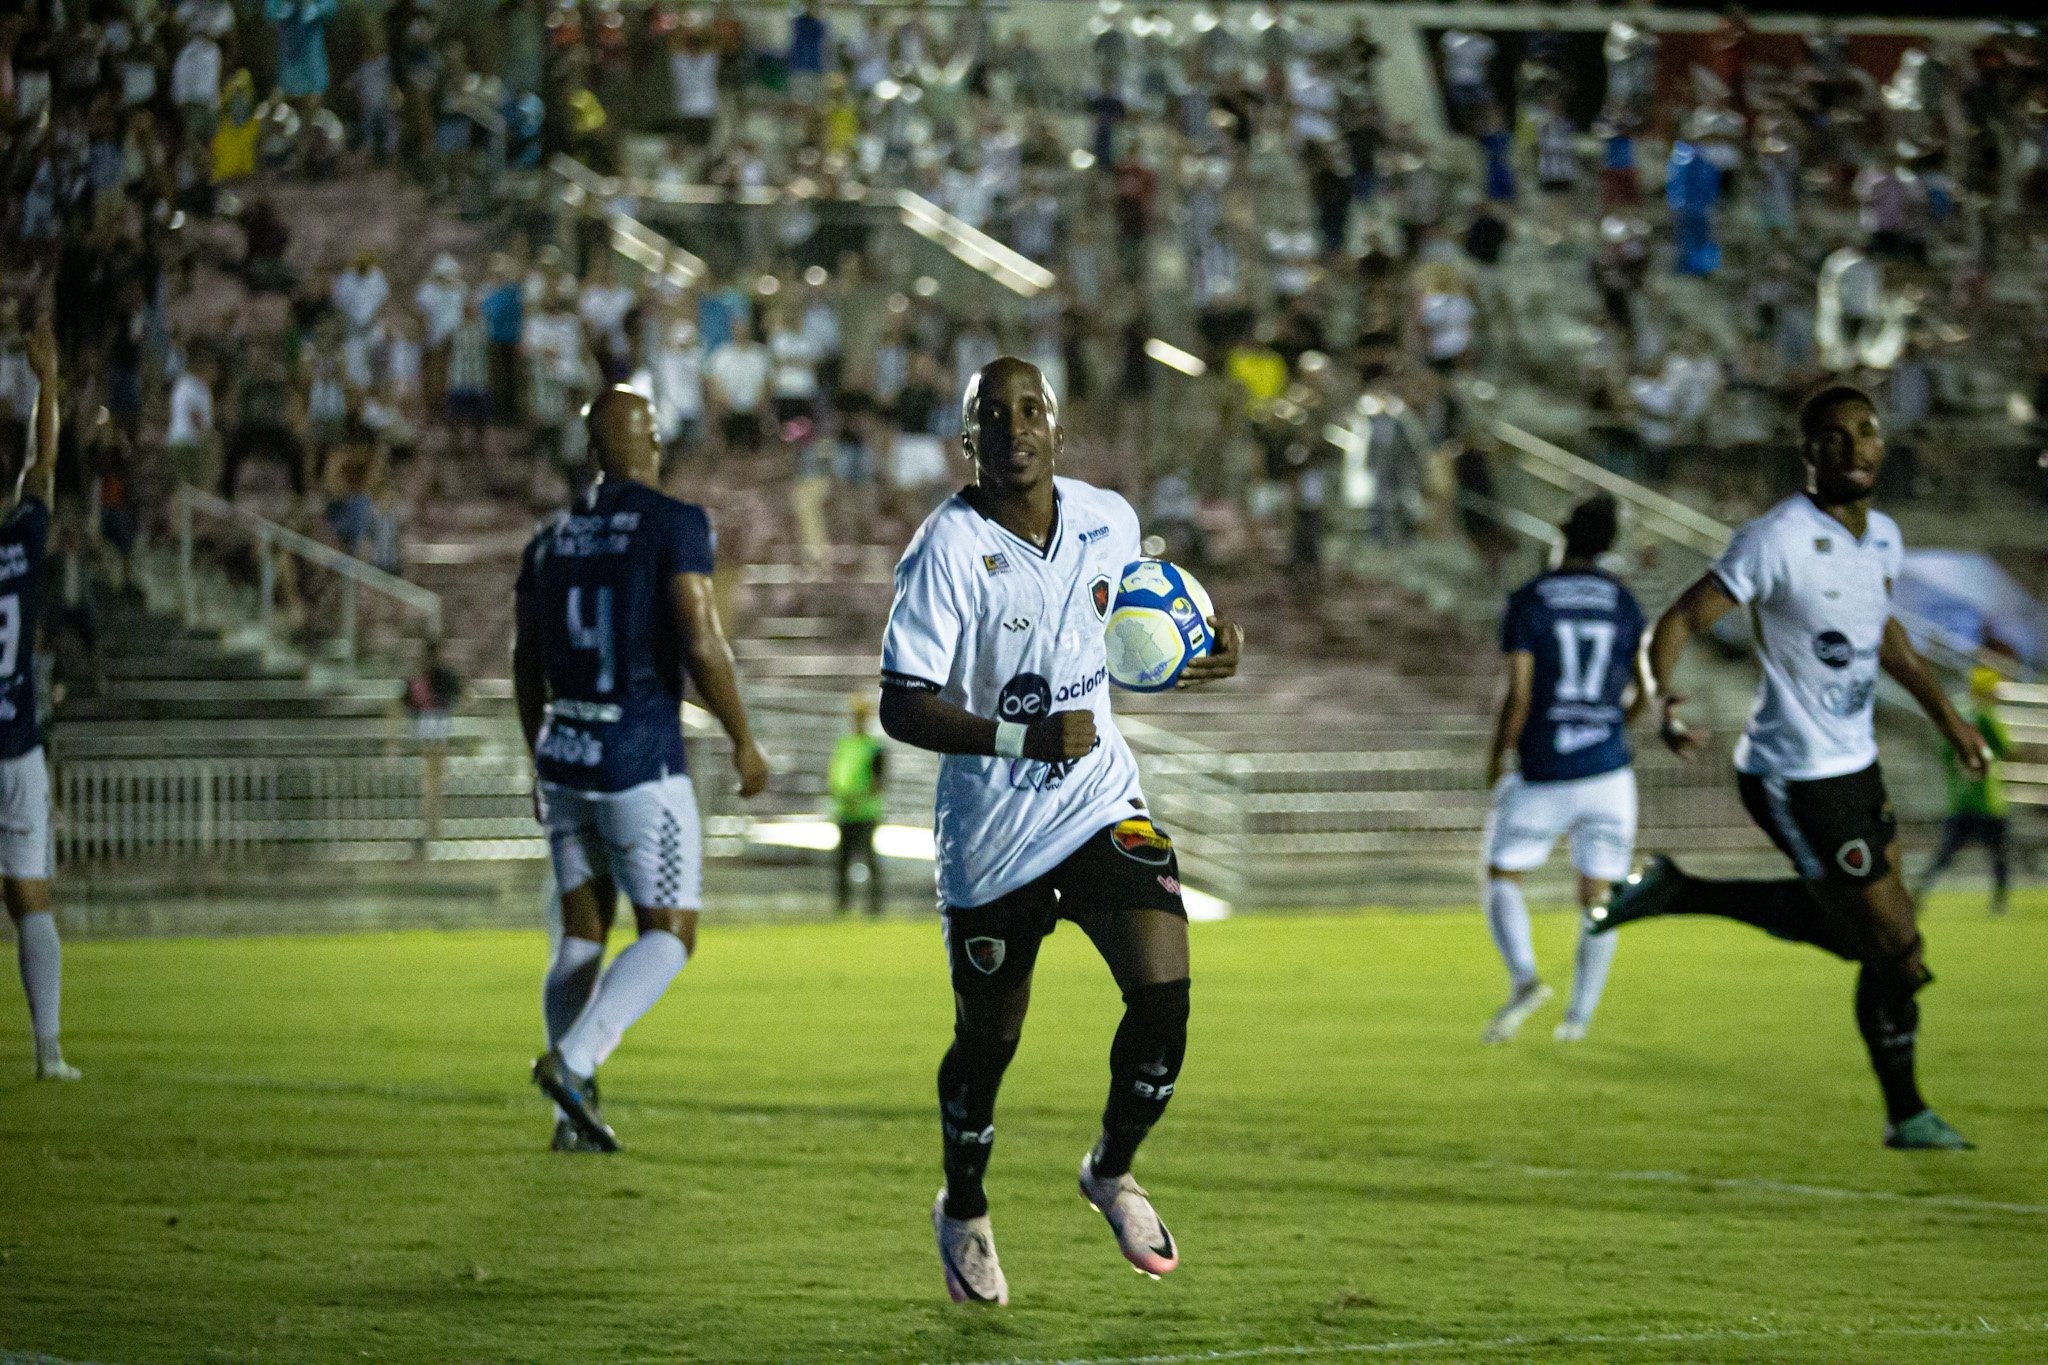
[829,695,888,916]
[1915,667,2013,916]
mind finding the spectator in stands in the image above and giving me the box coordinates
[268,0,338,111]
[402,638,464,858]
[637,314,704,463]
[349,41,398,166]
[523,275,594,488]
[222,321,306,500]
[708,313,772,457]
[171,23,222,145]
[333,251,391,339]
[577,256,638,380]
[414,254,467,414]
[671,29,721,153]
[321,418,381,557]
[1414,261,1477,375]
[166,353,218,493]
[445,294,493,454]
[211,69,261,184]
[479,257,525,423]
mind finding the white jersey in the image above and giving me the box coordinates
[882,477,1147,908]
[1711,494,1904,782]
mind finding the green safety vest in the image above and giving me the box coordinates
[829,733,886,825]
[1943,707,2011,819]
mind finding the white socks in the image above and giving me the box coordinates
[1564,921,1619,1026]
[1484,879,1538,991]
[16,911,62,1048]
[556,930,687,1079]
[543,936,605,1045]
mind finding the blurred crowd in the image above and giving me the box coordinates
[4,0,2048,664]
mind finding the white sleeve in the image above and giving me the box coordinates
[1711,517,1778,606]
[881,528,969,691]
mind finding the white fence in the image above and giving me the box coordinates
[55,755,535,864]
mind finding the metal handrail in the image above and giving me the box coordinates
[175,486,442,660]
[550,155,707,290]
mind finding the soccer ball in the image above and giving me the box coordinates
[1104,560,1213,692]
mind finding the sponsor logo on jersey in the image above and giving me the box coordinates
[1079,525,1112,545]
[1836,838,1871,877]
[1157,874,1182,896]
[1090,574,1113,620]
[982,553,1011,575]
[1812,630,1854,669]
[997,673,1052,721]
[1110,817,1173,866]
[1003,617,1031,633]
[964,936,1006,974]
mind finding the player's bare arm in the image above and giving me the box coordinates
[879,687,1096,763]
[670,570,770,797]
[1645,572,1734,759]
[1484,651,1533,787]
[1878,616,1989,779]
[21,305,57,511]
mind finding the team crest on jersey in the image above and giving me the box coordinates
[964,936,1006,974]
[1111,818,1173,866]
[1090,574,1113,620]
[1837,838,1872,877]
[983,553,1011,575]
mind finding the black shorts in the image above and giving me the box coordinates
[1737,761,1897,884]
[943,816,1187,995]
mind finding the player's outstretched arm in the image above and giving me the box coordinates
[1485,651,1533,787]
[22,305,58,511]
[1646,573,1736,759]
[878,685,1096,763]
[1176,613,1244,688]
[1879,617,1989,779]
[670,571,770,797]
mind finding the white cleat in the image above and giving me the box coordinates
[1482,980,1553,1044]
[1079,1152,1180,1278]
[932,1190,1009,1305]
[1552,1018,1590,1043]
[36,1058,82,1081]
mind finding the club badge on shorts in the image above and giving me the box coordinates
[964,936,1006,974]
[1110,817,1173,867]
[1837,838,1872,877]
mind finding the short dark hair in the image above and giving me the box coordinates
[1798,384,1873,444]
[1561,494,1619,561]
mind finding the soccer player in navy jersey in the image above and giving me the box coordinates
[517,387,770,1153]
[3,308,74,1081]
[1479,496,1649,1043]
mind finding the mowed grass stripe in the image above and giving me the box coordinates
[1,893,2042,1362]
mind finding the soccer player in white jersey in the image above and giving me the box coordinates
[880,357,1243,1304]
[1480,496,1649,1044]
[3,309,75,1080]
[1591,386,1990,1150]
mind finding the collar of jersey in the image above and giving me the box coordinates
[1798,492,1877,547]
[958,484,1063,562]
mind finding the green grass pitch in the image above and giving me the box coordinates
[2,893,2044,1363]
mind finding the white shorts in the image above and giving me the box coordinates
[0,747,53,881]
[1483,766,1637,883]
[540,773,703,911]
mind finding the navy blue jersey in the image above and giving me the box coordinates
[515,481,714,792]
[0,498,47,761]
[1500,569,1644,783]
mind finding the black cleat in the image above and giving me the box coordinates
[532,1048,620,1152]
[1585,855,1682,936]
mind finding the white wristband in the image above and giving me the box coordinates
[994,721,1029,759]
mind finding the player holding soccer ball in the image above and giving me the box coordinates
[1479,495,1649,1044]
[880,357,1242,1304]
[1590,386,1988,1151]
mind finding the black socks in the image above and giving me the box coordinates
[937,1023,1020,1220]
[1094,979,1191,1180]
[1856,961,1929,1124]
